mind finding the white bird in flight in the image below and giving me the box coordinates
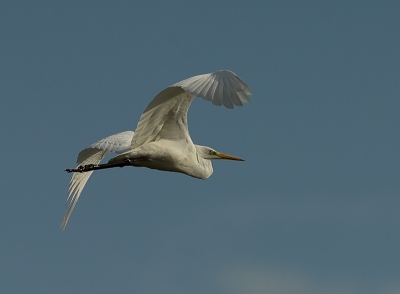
[62,70,252,230]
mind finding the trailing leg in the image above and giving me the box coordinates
[65,159,131,173]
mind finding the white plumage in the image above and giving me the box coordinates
[62,70,252,230]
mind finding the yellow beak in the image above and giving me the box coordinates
[216,152,244,161]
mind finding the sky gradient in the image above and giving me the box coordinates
[1,1,399,293]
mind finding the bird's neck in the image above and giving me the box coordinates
[194,155,213,179]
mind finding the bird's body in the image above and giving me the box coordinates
[63,70,252,229]
[109,140,212,179]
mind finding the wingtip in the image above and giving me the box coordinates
[60,217,68,231]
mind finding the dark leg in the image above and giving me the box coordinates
[65,160,131,173]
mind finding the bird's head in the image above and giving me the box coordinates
[195,145,244,161]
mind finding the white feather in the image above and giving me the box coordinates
[62,131,134,230]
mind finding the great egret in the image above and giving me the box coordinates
[62,70,252,229]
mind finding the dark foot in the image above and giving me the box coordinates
[65,164,96,173]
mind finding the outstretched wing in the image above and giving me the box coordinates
[131,70,252,148]
[62,131,134,230]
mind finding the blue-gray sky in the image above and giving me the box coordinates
[1,1,399,293]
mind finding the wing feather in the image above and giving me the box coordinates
[227,74,244,107]
[203,78,219,102]
[89,131,134,154]
[130,87,194,148]
[238,91,251,103]
[197,77,215,98]
[221,75,234,109]
[173,70,252,106]
[213,78,224,106]
[62,131,134,230]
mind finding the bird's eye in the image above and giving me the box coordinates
[209,150,216,155]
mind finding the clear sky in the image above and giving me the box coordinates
[1,1,399,293]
